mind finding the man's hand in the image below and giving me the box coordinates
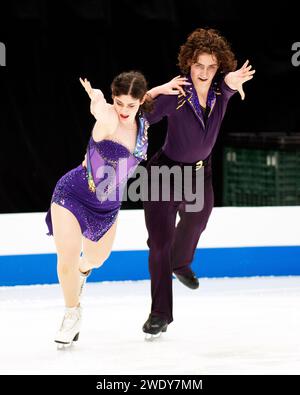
[147,75,192,99]
[159,75,192,96]
[224,60,256,100]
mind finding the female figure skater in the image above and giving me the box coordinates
[141,28,255,337]
[45,71,188,347]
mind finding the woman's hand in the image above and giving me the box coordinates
[224,60,256,100]
[79,77,100,100]
[79,77,105,118]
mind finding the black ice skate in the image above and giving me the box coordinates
[174,269,199,289]
[142,314,168,341]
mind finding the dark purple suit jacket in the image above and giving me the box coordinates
[145,78,237,162]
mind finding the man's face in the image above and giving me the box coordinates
[190,53,219,89]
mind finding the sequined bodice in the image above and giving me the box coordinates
[91,137,133,162]
[88,137,139,177]
[86,113,149,194]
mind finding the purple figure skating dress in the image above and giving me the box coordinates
[45,113,149,242]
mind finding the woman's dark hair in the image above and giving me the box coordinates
[111,71,153,113]
[178,28,237,75]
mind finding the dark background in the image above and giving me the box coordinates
[0,0,299,213]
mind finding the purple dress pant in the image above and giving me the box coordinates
[143,149,214,324]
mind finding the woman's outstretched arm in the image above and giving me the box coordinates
[79,77,118,142]
[79,77,109,120]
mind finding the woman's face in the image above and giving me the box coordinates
[113,95,143,124]
[190,53,219,89]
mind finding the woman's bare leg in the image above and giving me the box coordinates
[51,202,83,307]
[80,216,118,272]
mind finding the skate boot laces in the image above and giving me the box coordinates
[60,307,81,332]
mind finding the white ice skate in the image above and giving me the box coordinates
[55,305,82,349]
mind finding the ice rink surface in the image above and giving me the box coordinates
[0,276,300,375]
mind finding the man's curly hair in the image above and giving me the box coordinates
[178,28,237,75]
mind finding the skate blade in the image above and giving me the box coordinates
[144,329,167,342]
[55,340,77,351]
[55,333,79,350]
[56,342,71,350]
[145,333,162,341]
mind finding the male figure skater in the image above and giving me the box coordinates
[142,28,255,337]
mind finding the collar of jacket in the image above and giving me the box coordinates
[176,76,220,128]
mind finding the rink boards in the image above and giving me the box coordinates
[0,207,299,286]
